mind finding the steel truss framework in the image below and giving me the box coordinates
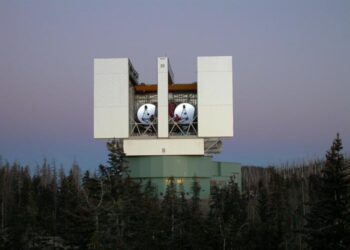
[130,92,198,137]
[169,92,197,136]
[130,93,158,137]
[204,138,222,155]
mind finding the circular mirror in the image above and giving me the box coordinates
[173,103,195,124]
[137,104,156,125]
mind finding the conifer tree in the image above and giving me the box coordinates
[136,180,163,249]
[207,177,247,250]
[82,171,105,250]
[251,181,270,250]
[248,171,290,250]
[96,140,144,250]
[224,177,247,250]
[267,170,289,249]
[190,177,201,215]
[206,184,224,249]
[161,177,178,249]
[177,183,191,249]
[57,166,94,249]
[304,133,350,249]
[188,177,205,250]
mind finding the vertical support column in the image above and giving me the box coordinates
[157,57,169,138]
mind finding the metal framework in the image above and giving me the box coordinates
[169,92,197,106]
[130,93,158,137]
[94,56,233,157]
[134,93,158,109]
[204,138,222,155]
[168,92,197,136]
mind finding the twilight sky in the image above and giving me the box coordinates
[0,0,349,170]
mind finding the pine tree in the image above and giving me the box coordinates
[176,183,191,249]
[82,171,105,250]
[251,181,270,250]
[247,170,290,250]
[190,177,201,215]
[206,185,224,249]
[267,170,289,249]
[95,140,144,250]
[304,133,350,249]
[136,180,163,249]
[105,139,128,178]
[206,177,247,250]
[57,166,94,249]
[161,177,178,249]
[224,177,247,250]
[188,177,205,250]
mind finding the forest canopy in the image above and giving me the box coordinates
[0,134,349,250]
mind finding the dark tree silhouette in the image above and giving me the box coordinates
[0,135,349,249]
[304,133,350,249]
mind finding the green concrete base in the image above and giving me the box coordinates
[126,155,241,199]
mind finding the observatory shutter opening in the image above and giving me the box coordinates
[130,65,158,137]
[155,57,199,138]
[168,83,197,136]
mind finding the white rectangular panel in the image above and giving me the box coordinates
[94,58,129,138]
[198,106,233,136]
[94,58,129,74]
[197,56,232,72]
[94,74,128,107]
[124,139,204,156]
[157,57,169,138]
[197,56,234,137]
[94,107,128,138]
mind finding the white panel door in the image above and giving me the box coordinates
[94,58,129,138]
[197,56,234,137]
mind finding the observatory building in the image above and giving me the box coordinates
[94,57,240,198]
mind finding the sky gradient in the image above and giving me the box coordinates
[0,0,349,170]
